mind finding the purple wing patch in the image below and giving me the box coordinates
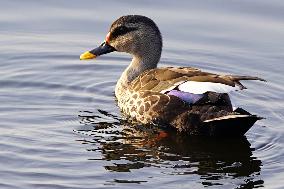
[167,90,204,104]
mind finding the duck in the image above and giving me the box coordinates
[80,15,265,136]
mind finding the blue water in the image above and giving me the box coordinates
[0,0,284,188]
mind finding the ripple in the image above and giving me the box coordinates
[1,0,284,188]
[73,110,264,187]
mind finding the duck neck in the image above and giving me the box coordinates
[117,51,161,88]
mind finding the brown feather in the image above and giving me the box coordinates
[116,67,265,136]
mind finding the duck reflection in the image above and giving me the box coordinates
[76,109,263,187]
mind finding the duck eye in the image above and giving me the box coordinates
[111,26,137,39]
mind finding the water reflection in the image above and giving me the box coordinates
[76,109,263,188]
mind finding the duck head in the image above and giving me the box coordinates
[80,15,162,63]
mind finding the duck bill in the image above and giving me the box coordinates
[80,42,116,60]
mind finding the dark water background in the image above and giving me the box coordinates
[0,0,284,188]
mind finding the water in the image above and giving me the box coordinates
[0,0,284,188]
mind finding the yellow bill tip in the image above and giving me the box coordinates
[80,51,96,60]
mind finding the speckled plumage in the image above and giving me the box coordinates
[81,15,265,136]
[115,66,264,135]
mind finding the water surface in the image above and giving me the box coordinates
[0,0,284,188]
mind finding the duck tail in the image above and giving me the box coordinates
[202,108,263,136]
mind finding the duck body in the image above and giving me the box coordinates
[80,15,265,136]
[115,67,263,136]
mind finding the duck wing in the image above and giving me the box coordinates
[127,67,265,136]
[131,67,265,93]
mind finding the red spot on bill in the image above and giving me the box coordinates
[105,32,111,43]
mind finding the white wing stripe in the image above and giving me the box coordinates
[178,81,239,94]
